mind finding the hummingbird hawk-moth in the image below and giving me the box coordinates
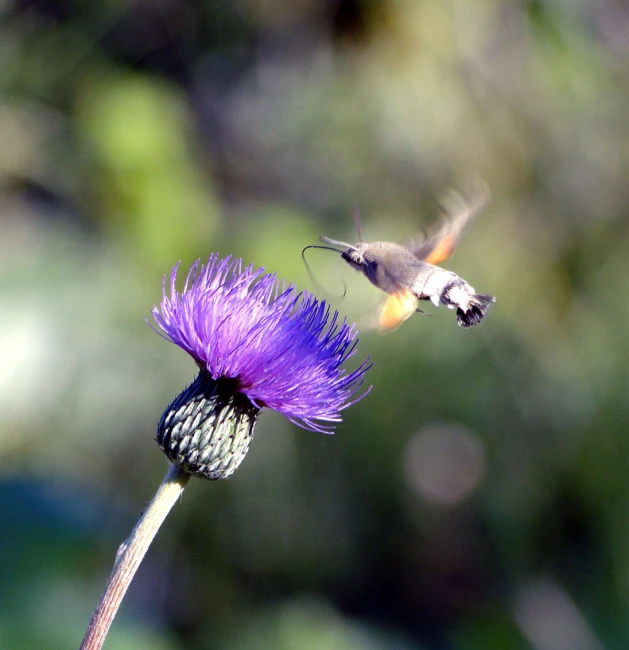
[308,180,495,331]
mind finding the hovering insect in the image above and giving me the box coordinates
[307,179,495,331]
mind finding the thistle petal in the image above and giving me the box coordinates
[150,254,371,434]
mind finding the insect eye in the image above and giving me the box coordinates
[343,251,361,265]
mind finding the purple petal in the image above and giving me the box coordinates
[150,254,371,432]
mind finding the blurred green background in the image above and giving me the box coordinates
[1,1,628,648]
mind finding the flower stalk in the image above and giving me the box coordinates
[79,465,190,650]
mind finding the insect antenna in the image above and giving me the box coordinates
[301,245,347,303]
[319,235,356,248]
[319,236,355,248]
[351,203,363,242]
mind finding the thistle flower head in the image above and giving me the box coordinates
[150,254,371,479]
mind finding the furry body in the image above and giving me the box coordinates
[341,241,494,329]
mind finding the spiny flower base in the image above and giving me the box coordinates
[156,371,260,480]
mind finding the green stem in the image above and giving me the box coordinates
[79,464,190,650]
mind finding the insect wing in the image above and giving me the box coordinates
[407,178,490,265]
[423,232,458,265]
[378,288,419,332]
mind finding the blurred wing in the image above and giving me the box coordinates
[378,288,419,332]
[422,232,458,266]
[407,178,490,265]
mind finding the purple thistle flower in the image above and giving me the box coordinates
[150,254,371,479]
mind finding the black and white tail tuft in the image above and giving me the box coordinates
[456,294,495,328]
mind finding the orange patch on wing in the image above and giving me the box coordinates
[379,289,419,332]
[424,234,456,265]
